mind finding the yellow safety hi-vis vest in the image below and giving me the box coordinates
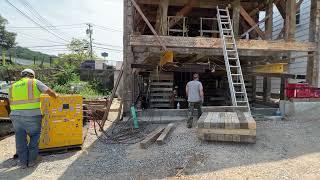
[10,78,41,110]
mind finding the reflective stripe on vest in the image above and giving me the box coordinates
[10,78,41,110]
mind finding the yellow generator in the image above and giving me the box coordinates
[39,94,83,150]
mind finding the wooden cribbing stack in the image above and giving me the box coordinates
[197,111,256,143]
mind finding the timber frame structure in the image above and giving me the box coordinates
[122,0,320,113]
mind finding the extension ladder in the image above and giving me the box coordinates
[217,6,250,112]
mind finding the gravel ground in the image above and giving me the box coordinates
[1,110,320,180]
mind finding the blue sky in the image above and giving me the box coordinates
[0,0,123,62]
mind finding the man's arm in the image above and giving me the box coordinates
[36,80,58,98]
[46,88,58,98]
[185,83,189,98]
[199,83,204,102]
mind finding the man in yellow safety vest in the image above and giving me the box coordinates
[9,69,57,168]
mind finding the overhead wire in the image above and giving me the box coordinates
[5,0,70,43]
[18,0,75,41]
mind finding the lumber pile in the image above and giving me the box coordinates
[197,112,256,143]
[140,123,175,149]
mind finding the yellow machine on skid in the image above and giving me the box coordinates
[38,94,83,150]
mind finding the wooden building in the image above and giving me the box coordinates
[122,0,320,113]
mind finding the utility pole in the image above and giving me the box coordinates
[86,23,93,60]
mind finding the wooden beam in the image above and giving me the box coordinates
[140,127,165,149]
[138,0,227,9]
[130,35,316,52]
[155,0,169,35]
[169,0,196,28]
[156,123,175,145]
[275,0,286,19]
[232,0,240,37]
[263,77,271,102]
[239,6,265,39]
[265,1,273,40]
[280,77,286,100]
[284,0,296,41]
[130,0,167,51]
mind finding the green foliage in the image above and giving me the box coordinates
[0,15,16,49]
[54,38,94,68]
[10,46,53,62]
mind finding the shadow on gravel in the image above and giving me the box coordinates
[57,117,320,179]
[0,150,77,179]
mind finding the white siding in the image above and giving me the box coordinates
[256,1,311,95]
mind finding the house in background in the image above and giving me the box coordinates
[122,0,320,113]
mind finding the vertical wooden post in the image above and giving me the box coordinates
[285,0,296,41]
[263,77,271,102]
[307,52,315,85]
[155,0,169,35]
[232,0,240,37]
[251,76,257,103]
[123,0,135,114]
[265,1,273,40]
[280,77,286,100]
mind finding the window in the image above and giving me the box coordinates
[296,9,301,25]
[296,0,301,25]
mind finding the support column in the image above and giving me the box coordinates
[309,0,320,87]
[155,0,169,35]
[263,77,271,102]
[265,1,273,39]
[280,77,286,100]
[284,0,296,41]
[232,0,240,37]
[123,0,135,114]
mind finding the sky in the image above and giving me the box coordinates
[0,0,123,63]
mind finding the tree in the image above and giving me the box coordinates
[55,38,93,68]
[0,15,16,49]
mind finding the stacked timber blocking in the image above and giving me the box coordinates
[197,111,256,143]
[149,72,174,108]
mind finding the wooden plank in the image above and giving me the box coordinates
[197,112,208,128]
[156,123,175,145]
[239,6,265,39]
[197,128,256,136]
[237,111,249,129]
[285,0,296,41]
[150,93,172,97]
[130,35,316,52]
[151,82,173,86]
[203,112,212,129]
[150,99,170,102]
[243,112,257,130]
[209,112,220,128]
[202,106,248,112]
[232,0,240,37]
[265,1,273,39]
[150,88,173,91]
[140,127,165,149]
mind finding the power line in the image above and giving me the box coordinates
[7,23,86,29]
[5,0,69,42]
[92,24,123,32]
[92,45,122,52]
[19,0,75,41]
[15,31,66,44]
[93,42,123,48]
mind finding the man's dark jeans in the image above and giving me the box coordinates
[10,115,42,166]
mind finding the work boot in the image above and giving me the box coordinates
[28,156,42,168]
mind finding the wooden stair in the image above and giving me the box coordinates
[197,111,256,143]
[149,73,174,109]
